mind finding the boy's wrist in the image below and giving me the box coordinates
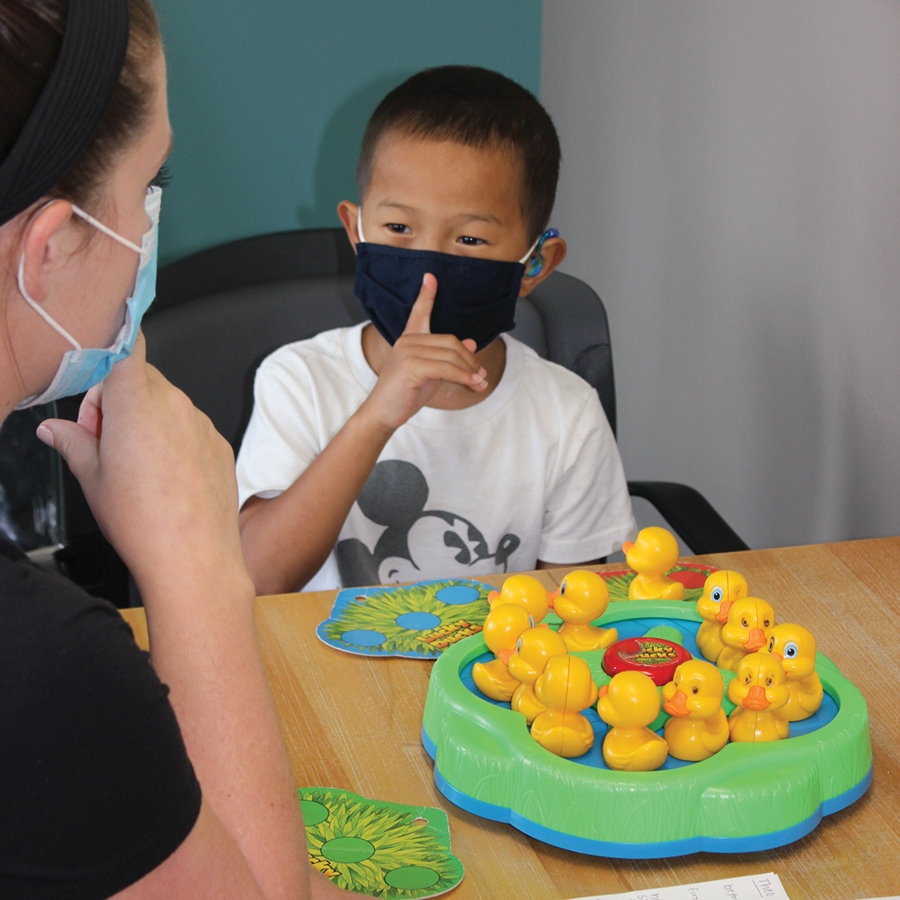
[350,397,398,444]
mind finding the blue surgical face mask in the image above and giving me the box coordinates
[354,209,559,351]
[16,186,161,410]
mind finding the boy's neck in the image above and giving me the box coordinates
[361,324,506,411]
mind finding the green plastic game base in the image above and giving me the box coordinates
[422,600,872,857]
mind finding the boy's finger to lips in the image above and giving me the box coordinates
[405,273,437,335]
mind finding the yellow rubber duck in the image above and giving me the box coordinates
[727,652,790,742]
[488,573,550,623]
[551,570,618,652]
[508,627,569,724]
[531,656,598,758]
[596,671,668,771]
[695,570,749,663]
[715,597,775,673]
[472,604,533,702]
[624,527,685,600]
[661,660,729,761]
[762,623,823,721]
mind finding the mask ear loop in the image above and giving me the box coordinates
[522,228,560,277]
[16,198,147,351]
[70,204,143,255]
[357,207,367,244]
[17,252,83,350]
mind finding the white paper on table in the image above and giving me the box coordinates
[569,872,790,900]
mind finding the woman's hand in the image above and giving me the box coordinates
[36,331,248,599]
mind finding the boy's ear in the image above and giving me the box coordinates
[336,201,361,253]
[519,236,567,297]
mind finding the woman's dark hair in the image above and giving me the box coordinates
[357,66,561,242]
[0,0,160,213]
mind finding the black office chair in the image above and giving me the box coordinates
[0,404,62,558]
[0,400,129,598]
[143,227,747,550]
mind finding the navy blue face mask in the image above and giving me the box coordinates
[354,211,559,351]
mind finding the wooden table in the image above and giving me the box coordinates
[121,538,900,900]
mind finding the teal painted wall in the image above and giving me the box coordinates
[154,0,543,264]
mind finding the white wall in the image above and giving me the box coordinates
[542,0,900,549]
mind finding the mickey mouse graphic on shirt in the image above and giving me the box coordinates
[335,459,520,587]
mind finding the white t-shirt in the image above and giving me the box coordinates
[236,323,636,591]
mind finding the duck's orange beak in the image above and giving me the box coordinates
[715,600,734,623]
[743,684,770,710]
[744,629,767,651]
[487,590,500,605]
[497,647,513,666]
[597,683,609,699]
[622,541,634,553]
[770,651,783,663]
[547,591,556,610]
[663,689,690,717]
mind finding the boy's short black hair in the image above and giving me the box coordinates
[358,65,560,242]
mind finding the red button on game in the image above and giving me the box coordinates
[602,637,692,686]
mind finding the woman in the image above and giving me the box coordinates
[0,1,355,897]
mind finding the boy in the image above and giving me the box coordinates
[237,66,636,593]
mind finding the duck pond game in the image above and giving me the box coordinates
[417,528,873,858]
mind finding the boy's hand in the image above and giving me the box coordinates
[360,273,487,434]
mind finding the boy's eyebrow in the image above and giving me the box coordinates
[376,201,503,228]
[377,201,416,213]
[456,212,503,227]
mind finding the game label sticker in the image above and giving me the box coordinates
[299,787,464,898]
[317,579,493,658]
[602,636,692,685]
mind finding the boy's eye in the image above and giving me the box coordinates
[458,235,485,246]
[386,223,411,234]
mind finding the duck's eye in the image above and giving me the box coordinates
[386,223,411,234]
[692,685,700,694]
[516,636,523,654]
[764,618,772,628]
[744,674,752,685]
[741,618,749,628]
[784,641,798,658]
[768,637,775,652]
[766,676,773,686]
[527,615,535,628]
[560,581,566,595]
[711,587,723,602]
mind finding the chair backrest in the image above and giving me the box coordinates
[145,227,617,449]
[0,404,62,552]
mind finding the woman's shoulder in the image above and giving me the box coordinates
[0,538,133,660]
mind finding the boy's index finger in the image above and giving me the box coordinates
[403,273,437,335]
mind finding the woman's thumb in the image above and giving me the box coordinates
[37,419,99,480]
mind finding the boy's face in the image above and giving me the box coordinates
[349,132,534,264]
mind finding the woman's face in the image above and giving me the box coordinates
[8,48,171,399]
